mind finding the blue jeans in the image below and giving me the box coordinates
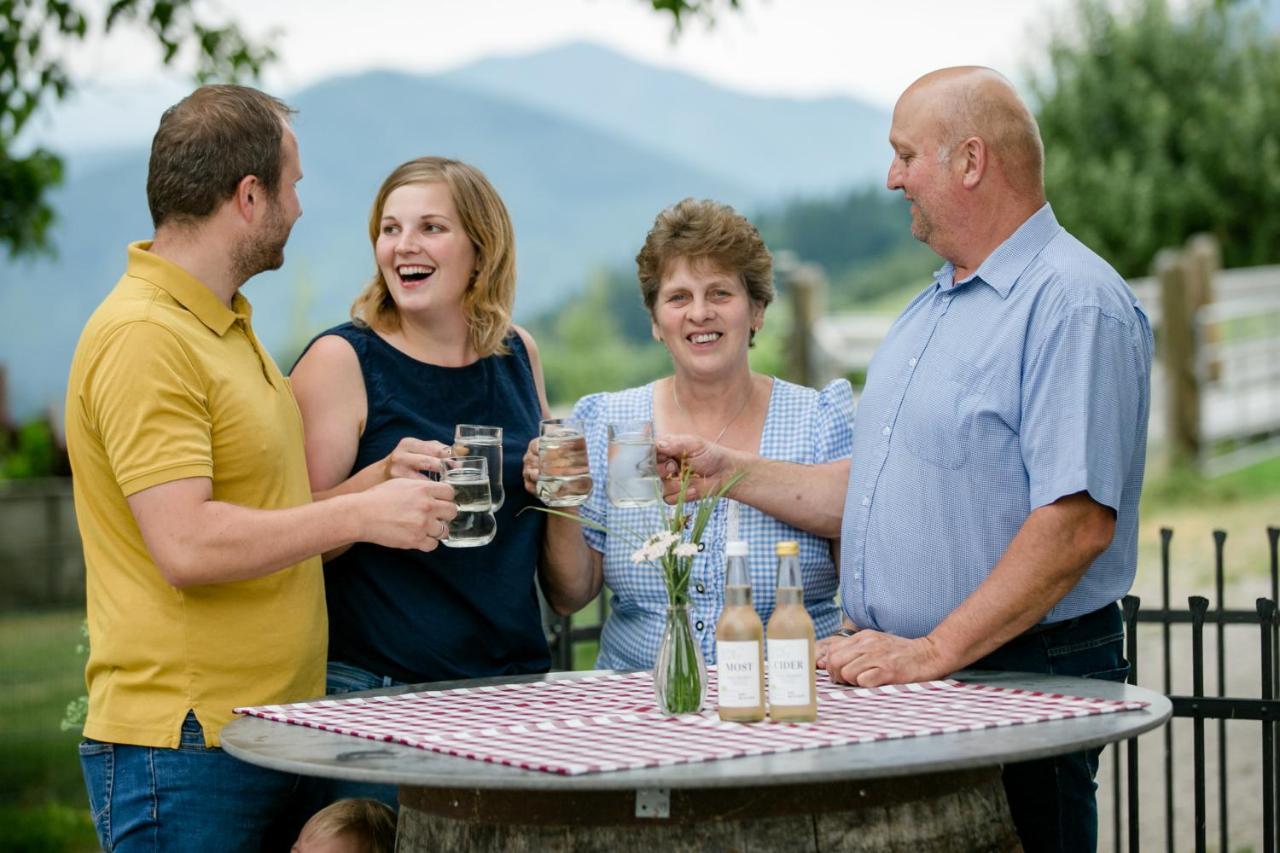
[79,711,301,852]
[971,601,1129,853]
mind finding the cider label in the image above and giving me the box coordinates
[767,639,812,706]
[716,641,762,707]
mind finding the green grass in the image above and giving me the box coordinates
[1134,456,1280,592]
[1142,455,1280,512]
[0,608,97,851]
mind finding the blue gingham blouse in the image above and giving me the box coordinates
[573,377,855,670]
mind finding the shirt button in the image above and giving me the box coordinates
[695,583,705,594]
[854,571,862,579]
[695,620,705,631]
[909,357,918,367]
[881,426,891,436]
[861,496,870,506]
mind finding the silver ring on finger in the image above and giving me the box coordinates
[437,518,449,540]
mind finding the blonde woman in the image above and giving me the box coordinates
[291,157,582,698]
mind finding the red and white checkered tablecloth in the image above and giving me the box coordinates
[234,670,1147,776]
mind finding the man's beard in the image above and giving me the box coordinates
[232,204,291,284]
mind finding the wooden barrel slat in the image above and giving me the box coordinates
[396,767,1021,852]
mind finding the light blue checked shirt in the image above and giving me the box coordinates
[574,378,853,670]
[840,204,1153,638]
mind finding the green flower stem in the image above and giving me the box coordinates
[660,606,704,714]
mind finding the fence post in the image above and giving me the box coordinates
[1191,595,1209,853]
[780,254,827,389]
[1156,247,1201,468]
[1123,595,1142,853]
[1185,233,1222,384]
[1214,530,1230,853]
[1259,598,1276,853]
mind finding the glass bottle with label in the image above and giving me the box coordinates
[766,540,816,722]
[715,540,765,722]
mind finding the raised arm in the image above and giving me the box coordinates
[515,325,602,615]
[128,475,456,589]
[656,435,849,539]
[290,334,450,499]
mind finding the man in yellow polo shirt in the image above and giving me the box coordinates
[66,85,457,852]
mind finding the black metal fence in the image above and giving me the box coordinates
[547,593,606,672]
[1106,525,1280,852]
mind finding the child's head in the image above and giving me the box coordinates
[292,798,396,853]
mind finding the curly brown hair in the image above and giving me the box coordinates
[635,198,774,324]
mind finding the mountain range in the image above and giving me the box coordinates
[0,42,890,420]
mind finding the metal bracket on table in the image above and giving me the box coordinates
[635,788,670,819]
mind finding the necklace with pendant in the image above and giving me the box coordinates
[671,377,753,445]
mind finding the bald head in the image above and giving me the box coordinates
[900,67,1045,196]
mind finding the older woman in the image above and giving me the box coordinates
[291,157,583,695]
[524,198,854,670]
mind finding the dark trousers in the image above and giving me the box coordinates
[970,602,1128,853]
[277,661,404,840]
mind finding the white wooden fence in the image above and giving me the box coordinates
[798,247,1280,475]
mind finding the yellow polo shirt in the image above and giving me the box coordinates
[66,242,326,748]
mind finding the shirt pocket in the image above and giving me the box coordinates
[897,353,990,470]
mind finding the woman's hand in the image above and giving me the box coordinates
[525,434,592,502]
[383,437,451,481]
[522,437,542,496]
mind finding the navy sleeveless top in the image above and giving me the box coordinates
[296,322,550,683]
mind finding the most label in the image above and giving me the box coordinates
[716,641,762,707]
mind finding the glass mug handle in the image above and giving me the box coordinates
[427,440,453,481]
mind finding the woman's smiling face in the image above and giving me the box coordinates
[651,255,762,380]
[375,181,477,315]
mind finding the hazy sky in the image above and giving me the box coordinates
[32,0,1088,154]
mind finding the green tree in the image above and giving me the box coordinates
[0,418,57,478]
[1031,0,1280,276]
[647,0,742,33]
[538,270,670,407]
[1,0,275,258]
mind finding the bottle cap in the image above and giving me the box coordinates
[775,540,799,556]
[726,541,748,557]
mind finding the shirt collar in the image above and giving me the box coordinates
[933,203,1062,299]
[124,241,251,336]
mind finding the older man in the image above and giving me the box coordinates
[66,85,456,851]
[658,67,1152,851]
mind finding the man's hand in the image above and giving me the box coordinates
[655,434,737,503]
[357,478,457,552]
[814,623,859,670]
[819,630,952,687]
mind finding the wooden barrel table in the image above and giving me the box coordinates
[222,670,1170,852]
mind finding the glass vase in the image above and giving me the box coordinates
[653,603,707,714]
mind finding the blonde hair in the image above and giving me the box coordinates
[300,798,396,853]
[351,157,516,357]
